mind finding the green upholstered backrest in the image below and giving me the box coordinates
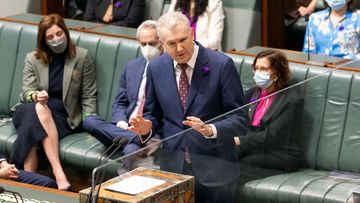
[0,21,38,115]
[227,52,360,173]
[70,32,140,120]
[222,0,262,51]
[0,20,140,121]
[0,20,140,168]
[145,0,165,20]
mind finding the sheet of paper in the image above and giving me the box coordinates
[104,175,166,195]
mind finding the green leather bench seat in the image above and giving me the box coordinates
[227,53,360,203]
[0,20,141,173]
[244,170,360,203]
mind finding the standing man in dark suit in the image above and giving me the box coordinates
[0,154,57,188]
[129,12,248,203]
[83,20,163,170]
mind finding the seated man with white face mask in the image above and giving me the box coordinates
[83,20,163,171]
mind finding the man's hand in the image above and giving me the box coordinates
[0,164,19,180]
[128,116,152,137]
[183,116,213,137]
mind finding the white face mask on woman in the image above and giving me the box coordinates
[141,44,161,62]
[326,0,347,10]
[253,71,273,89]
[47,36,68,54]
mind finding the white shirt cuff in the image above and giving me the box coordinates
[204,124,217,139]
[116,120,129,130]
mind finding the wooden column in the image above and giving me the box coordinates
[261,0,298,48]
[41,0,65,16]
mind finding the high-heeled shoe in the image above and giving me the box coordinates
[59,185,72,192]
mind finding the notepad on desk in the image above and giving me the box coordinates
[105,175,166,195]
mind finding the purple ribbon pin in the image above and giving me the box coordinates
[339,25,344,31]
[114,1,122,8]
[201,66,210,75]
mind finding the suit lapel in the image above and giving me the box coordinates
[133,58,147,96]
[261,91,286,123]
[184,45,207,114]
[36,60,49,91]
[63,56,76,100]
[248,89,261,122]
[161,56,184,113]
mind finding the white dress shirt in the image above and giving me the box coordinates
[173,44,217,139]
[117,62,148,130]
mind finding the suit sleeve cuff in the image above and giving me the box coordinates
[139,129,152,144]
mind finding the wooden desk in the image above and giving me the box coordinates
[80,167,194,203]
[0,179,78,202]
[229,46,353,69]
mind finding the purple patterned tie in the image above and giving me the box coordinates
[178,63,189,109]
[178,64,191,163]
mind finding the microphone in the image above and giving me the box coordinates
[0,186,24,203]
[87,136,125,203]
[304,14,310,61]
[88,136,129,203]
[92,137,129,203]
[97,136,124,166]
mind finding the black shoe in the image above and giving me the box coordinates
[59,185,73,192]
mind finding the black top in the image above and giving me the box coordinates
[48,53,68,117]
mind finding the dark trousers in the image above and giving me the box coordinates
[17,170,57,188]
[83,115,137,147]
[83,115,157,171]
[182,162,237,203]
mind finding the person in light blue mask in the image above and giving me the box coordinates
[303,0,360,59]
[234,49,303,174]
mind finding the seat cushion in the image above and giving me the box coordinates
[241,169,358,203]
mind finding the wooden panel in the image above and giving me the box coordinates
[41,0,65,16]
[261,0,309,48]
[0,179,78,202]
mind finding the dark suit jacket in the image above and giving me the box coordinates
[239,86,303,169]
[111,57,147,138]
[0,154,6,160]
[143,43,248,186]
[84,0,145,27]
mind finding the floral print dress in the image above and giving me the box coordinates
[303,8,360,59]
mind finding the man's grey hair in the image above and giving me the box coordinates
[136,20,158,40]
[157,11,191,40]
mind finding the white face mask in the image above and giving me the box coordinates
[141,45,161,62]
[326,0,347,10]
[47,36,67,54]
[253,71,273,89]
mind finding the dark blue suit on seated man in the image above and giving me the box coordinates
[0,154,57,188]
[83,20,163,170]
[129,12,248,203]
